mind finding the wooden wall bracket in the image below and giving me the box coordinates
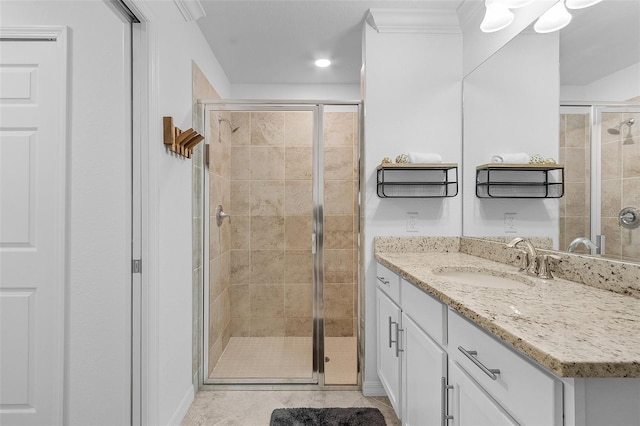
[163,116,204,159]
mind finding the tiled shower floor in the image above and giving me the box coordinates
[209,336,357,385]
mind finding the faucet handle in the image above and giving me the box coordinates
[514,249,529,272]
[538,254,561,280]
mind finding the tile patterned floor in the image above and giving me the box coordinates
[180,390,400,426]
[210,337,358,385]
[210,337,313,379]
[324,337,357,385]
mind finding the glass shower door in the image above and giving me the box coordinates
[322,105,359,386]
[596,106,640,262]
[204,106,318,384]
[560,104,640,261]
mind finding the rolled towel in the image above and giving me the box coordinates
[490,153,531,164]
[408,152,442,163]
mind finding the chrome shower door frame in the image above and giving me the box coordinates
[199,100,362,388]
[561,102,640,256]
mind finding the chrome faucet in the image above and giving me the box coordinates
[568,237,598,253]
[506,237,538,276]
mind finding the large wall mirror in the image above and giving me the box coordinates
[462,0,640,263]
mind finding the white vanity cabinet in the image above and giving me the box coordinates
[376,261,563,426]
[376,262,448,424]
[376,263,402,416]
[447,359,518,426]
[401,314,446,426]
[448,309,563,425]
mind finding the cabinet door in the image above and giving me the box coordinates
[376,288,402,417]
[448,360,519,426]
[402,314,446,426]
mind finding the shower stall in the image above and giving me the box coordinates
[201,101,361,387]
[559,103,640,261]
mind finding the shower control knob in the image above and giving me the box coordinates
[618,207,640,229]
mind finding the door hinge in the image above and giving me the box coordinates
[132,259,142,274]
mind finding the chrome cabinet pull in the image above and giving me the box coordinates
[389,317,403,357]
[458,346,500,380]
[395,323,404,357]
[441,377,454,426]
[377,276,390,285]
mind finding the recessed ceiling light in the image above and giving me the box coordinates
[315,59,331,68]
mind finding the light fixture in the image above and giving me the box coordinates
[503,0,535,9]
[480,0,515,33]
[534,0,572,33]
[565,0,603,9]
[314,59,331,68]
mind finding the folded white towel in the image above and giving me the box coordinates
[491,153,531,164]
[408,152,442,163]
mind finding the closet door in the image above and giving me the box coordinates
[0,37,66,426]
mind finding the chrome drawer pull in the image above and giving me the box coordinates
[441,377,454,426]
[377,276,390,285]
[388,316,393,348]
[458,346,501,380]
[395,324,404,358]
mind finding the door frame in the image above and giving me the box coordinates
[120,1,155,424]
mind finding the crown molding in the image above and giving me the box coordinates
[124,0,154,22]
[366,9,461,34]
[173,0,206,22]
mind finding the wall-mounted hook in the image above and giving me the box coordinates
[163,116,204,159]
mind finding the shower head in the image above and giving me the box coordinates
[607,118,635,135]
[219,117,240,133]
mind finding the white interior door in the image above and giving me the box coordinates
[0,37,66,425]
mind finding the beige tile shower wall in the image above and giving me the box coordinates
[208,110,232,376]
[323,112,358,337]
[601,110,640,262]
[229,111,315,337]
[559,113,591,253]
[228,110,359,338]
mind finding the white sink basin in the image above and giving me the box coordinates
[433,267,533,290]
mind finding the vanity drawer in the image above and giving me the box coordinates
[400,278,446,345]
[376,262,400,304]
[448,309,562,425]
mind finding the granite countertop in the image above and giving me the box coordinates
[375,251,640,378]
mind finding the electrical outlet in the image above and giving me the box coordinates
[504,213,517,233]
[407,212,419,233]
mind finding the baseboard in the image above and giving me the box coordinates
[169,384,195,426]
[362,380,386,397]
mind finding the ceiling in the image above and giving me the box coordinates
[196,0,463,85]
[559,0,640,86]
[196,0,640,87]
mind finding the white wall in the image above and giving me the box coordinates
[462,32,560,245]
[361,17,463,394]
[1,1,132,424]
[231,83,359,100]
[150,3,230,425]
[1,1,230,425]
[561,62,640,102]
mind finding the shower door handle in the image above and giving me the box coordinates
[311,233,317,255]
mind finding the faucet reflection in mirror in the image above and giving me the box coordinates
[568,236,598,253]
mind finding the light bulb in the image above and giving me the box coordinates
[480,0,515,33]
[565,0,603,9]
[315,59,331,68]
[534,1,572,33]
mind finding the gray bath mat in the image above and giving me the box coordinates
[270,407,386,426]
